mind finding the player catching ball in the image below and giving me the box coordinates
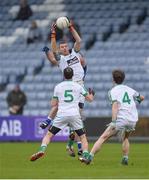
[80,69,144,165]
[40,17,89,157]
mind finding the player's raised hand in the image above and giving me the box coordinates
[65,17,74,29]
[50,23,56,39]
[51,22,56,34]
[65,17,70,24]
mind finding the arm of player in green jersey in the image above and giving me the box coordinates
[135,95,144,104]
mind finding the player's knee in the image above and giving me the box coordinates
[48,126,61,135]
[78,103,84,109]
[75,128,86,136]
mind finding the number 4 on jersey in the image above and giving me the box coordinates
[122,92,131,104]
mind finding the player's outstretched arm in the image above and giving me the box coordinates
[137,95,144,103]
[51,23,61,62]
[68,20,82,52]
[51,24,57,52]
[43,47,58,65]
[48,105,58,119]
[134,93,145,104]
[51,98,58,107]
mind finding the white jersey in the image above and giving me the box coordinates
[108,84,140,122]
[59,49,84,82]
[53,80,88,117]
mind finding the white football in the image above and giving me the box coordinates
[56,17,70,29]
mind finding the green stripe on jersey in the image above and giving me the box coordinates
[108,91,117,104]
[83,92,88,96]
[108,91,112,103]
[53,96,58,99]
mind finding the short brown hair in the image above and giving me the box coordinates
[64,67,73,79]
[112,69,125,84]
[59,40,67,45]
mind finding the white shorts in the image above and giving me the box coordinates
[52,115,84,130]
[115,119,136,132]
[108,119,136,141]
[79,94,85,104]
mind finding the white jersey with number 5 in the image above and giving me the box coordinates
[59,49,84,82]
[108,84,140,122]
[53,80,88,117]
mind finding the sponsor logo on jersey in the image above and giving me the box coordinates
[67,56,79,66]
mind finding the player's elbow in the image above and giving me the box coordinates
[77,38,82,44]
[50,100,58,107]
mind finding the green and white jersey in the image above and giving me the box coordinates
[108,84,140,122]
[53,80,88,116]
[59,49,84,82]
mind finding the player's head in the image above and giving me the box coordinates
[112,69,125,84]
[64,67,73,80]
[59,41,69,56]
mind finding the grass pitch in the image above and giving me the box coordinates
[0,142,149,179]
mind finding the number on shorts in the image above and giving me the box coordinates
[64,90,74,102]
[122,92,131,104]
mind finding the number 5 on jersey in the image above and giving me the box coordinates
[64,90,74,102]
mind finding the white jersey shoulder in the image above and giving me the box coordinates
[109,84,140,122]
[53,80,87,117]
[59,49,84,82]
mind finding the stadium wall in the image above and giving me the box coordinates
[84,117,149,142]
[0,116,149,142]
[0,116,69,142]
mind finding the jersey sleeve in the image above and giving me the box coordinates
[53,85,59,100]
[133,90,141,103]
[108,90,117,104]
[133,90,140,98]
[72,48,80,53]
[81,86,88,97]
